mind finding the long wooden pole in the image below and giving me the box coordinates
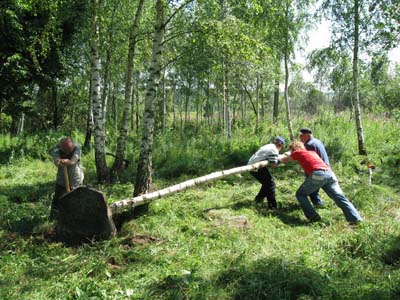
[110,161,269,213]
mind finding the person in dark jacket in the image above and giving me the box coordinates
[299,128,329,207]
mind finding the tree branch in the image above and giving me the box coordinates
[163,0,195,28]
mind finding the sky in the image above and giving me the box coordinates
[297,20,400,82]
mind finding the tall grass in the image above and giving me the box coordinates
[0,114,399,300]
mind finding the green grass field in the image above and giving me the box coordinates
[1,114,400,300]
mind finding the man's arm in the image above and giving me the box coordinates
[278,152,293,163]
[61,146,81,166]
[52,147,63,167]
[59,155,78,166]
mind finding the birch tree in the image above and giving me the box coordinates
[112,0,146,174]
[134,0,166,196]
[321,0,400,155]
[90,0,110,182]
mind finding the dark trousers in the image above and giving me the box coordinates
[250,167,277,207]
[50,184,68,218]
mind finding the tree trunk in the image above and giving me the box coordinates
[172,81,176,128]
[101,47,111,130]
[162,71,166,132]
[101,4,119,130]
[240,90,245,125]
[114,85,119,132]
[135,74,140,132]
[113,0,145,173]
[179,92,184,129]
[260,79,265,120]
[90,0,110,182]
[84,73,93,151]
[273,78,279,124]
[17,112,25,135]
[255,74,260,133]
[52,83,58,130]
[185,80,191,125]
[134,0,166,196]
[131,86,135,132]
[352,0,367,155]
[225,71,232,138]
[284,52,294,140]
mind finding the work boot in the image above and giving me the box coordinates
[254,195,265,204]
[309,214,322,223]
[267,204,278,210]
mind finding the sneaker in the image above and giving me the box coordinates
[309,214,322,223]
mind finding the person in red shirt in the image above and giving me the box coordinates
[279,141,362,224]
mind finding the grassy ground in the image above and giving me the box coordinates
[1,114,400,300]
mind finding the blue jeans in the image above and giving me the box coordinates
[296,170,362,223]
[309,190,324,206]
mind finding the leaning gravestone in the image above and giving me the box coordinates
[55,187,116,244]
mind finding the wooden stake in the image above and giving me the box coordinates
[64,166,71,192]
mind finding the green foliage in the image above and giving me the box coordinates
[0,0,89,132]
[0,132,73,163]
[0,113,12,133]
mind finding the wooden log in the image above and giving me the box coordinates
[110,161,269,213]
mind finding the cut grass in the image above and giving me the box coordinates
[1,115,400,299]
[1,161,400,299]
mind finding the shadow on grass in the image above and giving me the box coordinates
[203,200,307,227]
[146,257,328,300]
[0,181,53,236]
[263,202,309,227]
[217,257,327,300]
[382,236,400,266]
[0,181,54,203]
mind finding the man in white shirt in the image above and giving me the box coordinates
[248,137,285,209]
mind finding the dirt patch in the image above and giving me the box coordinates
[215,215,249,228]
[122,234,167,247]
[205,209,249,229]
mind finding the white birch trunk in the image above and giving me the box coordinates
[352,0,367,155]
[112,161,269,213]
[284,52,294,140]
[162,71,166,132]
[255,74,260,133]
[113,0,145,172]
[101,48,111,130]
[226,72,232,138]
[273,78,279,124]
[17,112,24,135]
[90,0,109,182]
[172,81,176,128]
[84,73,94,150]
[134,0,165,196]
